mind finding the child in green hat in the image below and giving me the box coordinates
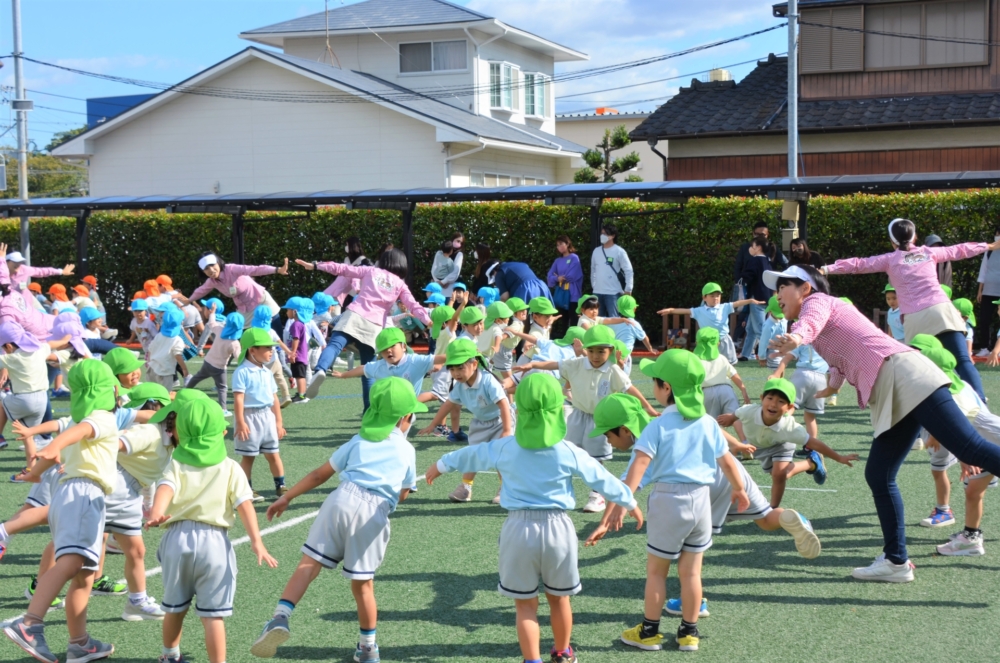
[607,294,657,375]
[232,327,287,502]
[427,304,465,438]
[103,346,145,396]
[588,349,749,652]
[694,327,751,418]
[147,398,277,663]
[576,293,638,332]
[658,283,762,364]
[953,297,976,358]
[718,378,858,507]
[514,297,559,368]
[251,377,421,663]
[483,301,514,372]
[758,295,787,370]
[517,324,659,513]
[418,338,514,504]
[884,284,905,341]
[10,360,124,663]
[424,372,640,663]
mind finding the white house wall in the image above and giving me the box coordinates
[86,58,447,196]
[448,149,558,187]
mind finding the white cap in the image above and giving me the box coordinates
[197,254,218,270]
[6,251,25,263]
[763,265,818,292]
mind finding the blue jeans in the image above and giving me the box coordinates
[866,386,1000,564]
[740,303,765,359]
[938,330,985,401]
[314,331,376,411]
[597,293,620,318]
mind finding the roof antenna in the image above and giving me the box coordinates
[321,0,342,68]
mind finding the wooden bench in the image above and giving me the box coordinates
[660,312,739,351]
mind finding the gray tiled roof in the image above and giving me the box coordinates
[265,49,587,153]
[243,0,490,34]
[631,53,1000,140]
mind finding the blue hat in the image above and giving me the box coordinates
[221,312,245,340]
[252,304,273,330]
[154,300,180,314]
[423,282,442,294]
[311,292,334,312]
[425,293,446,305]
[79,307,104,325]
[200,297,225,321]
[477,286,499,308]
[297,298,314,324]
[130,299,148,312]
[453,282,467,291]
[159,308,184,338]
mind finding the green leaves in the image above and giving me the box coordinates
[573,168,600,184]
[582,149,605,170]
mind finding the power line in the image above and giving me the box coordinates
[798,20,1000,47]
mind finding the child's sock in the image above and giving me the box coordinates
[938,504,951,511]
[525,659,543,663]
[639,617,660,639]
[162,646,181,659]
[359,628,376,646]
[0,523,9,543]
[965,526,982,535]
[128,591,148,605]
[679,619,699,636]
[274,476,286,490]
[462,478,474,486]
[69,633,89,646]
[274,599,295,619]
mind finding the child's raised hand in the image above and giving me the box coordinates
[252,540,279,568]
[424,463,442,485]
[657,308,672,316]
[731,487,750,513]
[266,496,290,521]
[277,258,289,275]
[836,453,860,467]
[294,259,315,271]
[235,421,251,442]
[716,413,737,427]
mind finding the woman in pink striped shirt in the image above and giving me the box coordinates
[174,252,289,329]
[823,219,1000,400]
[766,265,1000,584]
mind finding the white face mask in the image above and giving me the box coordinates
[473,251,478,260]
[345,245,350,255]
[600,234,610,244]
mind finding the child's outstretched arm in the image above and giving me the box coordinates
[720,426,756,456]
[145,483,175,528]
[805,436,859,467]
[417,401,459,436]
[237,499,279,568]
[31,421,95,477]
[625,385,660,417]
[769,353,792,379]
[332,365,366,379]
[513,359,559,373]
[424,442,497,485]
[656,307,691,316]
[732,298,765,308]
[497,398,513,437]
[641,336,658,355]
[267,461,336,521]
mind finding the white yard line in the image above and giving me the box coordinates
[760,486,837,493]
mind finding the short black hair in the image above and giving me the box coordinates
[602,223,618,237]
[196,251,226,279]
[606,426,623,437]
[652,378,676,405]
[763,389,791,405]
[580,297,599,311]
[754,220,769,230]
[377,248,409,279]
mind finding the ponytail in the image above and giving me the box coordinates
[889,218,917,251]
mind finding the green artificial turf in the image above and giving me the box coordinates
[3,360,1000,662]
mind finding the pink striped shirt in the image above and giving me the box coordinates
[9,265,62,292]
[316,262,430,327]
[189,264,277,316]
[826,243,986,315]
[790,293,913,408]
[0,261,52,338]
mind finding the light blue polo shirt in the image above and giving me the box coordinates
[363,354,436,396]
[691,302,735,336]
[232,360,278,408]
[628,405,727,485]
[887,308,905,341]
[790,343,829,373]
[449,369,507,421]
[608,319,646,348]
[330,430,417,510]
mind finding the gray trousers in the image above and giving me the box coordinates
[188,361,228,411]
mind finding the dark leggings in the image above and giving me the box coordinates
[83,338,118,355]
[314,331,376,411]
[938,330,985,400]
[866,386,1000,564]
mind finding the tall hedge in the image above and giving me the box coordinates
[7,189,1000,338]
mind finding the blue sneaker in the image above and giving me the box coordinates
[354,642,380,662]
[250,615,290,658]
[806,450,827,485]
[446,429,469,443]
[919,507,956,528]
[665,597,709,617]
[50,388,71,398]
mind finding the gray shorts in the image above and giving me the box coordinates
[492,346,514,373]
[646,483,712,559]
[703,384,739,418]
[104,467,143,537]
[719,334,738,365]
[937,410,1000,479]
[709,463,772,533]
[791,369,827,415]
[147,371,177,390]
[756,443,798,472]
[25,465,61,508]
[3,390,49,429]
[431,368,451,402]
[302,481,391,580]
[50,477,106,571]
[234,406,279,456]
[468,416,507,445]
[566,408,612,461]
[158,520,237,618]
[929,442,958,472]
[498,509,581,600]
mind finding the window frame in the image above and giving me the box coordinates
[488,61,522,112]
[863,0,989,72]
[469,170,547,187]
[397,39,469,76]
[523,72,551,118]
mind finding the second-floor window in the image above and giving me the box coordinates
[399,40,467,74]
[489,62,520,111]
[524,73,550,117]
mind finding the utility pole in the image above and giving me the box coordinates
[787,0,799,183]
[12,0,31,263]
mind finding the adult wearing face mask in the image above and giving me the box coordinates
[590,223,633,317]
[976,226,1000,355]
[788,238,825,270]
[431,232,465,297]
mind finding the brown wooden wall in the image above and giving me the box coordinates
[669,146,1000,180]
[801,0,1000,99]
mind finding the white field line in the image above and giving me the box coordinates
[760,486,837,493]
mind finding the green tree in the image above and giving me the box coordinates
[1,150,88,198]
[44,125,87,153]
[574,124,642,183]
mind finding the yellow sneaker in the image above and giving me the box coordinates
[621,625,664,651]
[676,632,700,652]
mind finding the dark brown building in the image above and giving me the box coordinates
[632,0,1000,180]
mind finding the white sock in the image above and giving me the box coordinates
[359,628,376,646]
[129,591,148,605]
[162,646,180,658]
[937,504,951,511]
[0,523,9,542]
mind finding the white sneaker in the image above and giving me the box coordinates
[827,394,838,407]
[222,410,233,418]
[937,531,985,556]
[583,491,606,513]
[305,372,326,399]
[977,348,991,358]
[779,509,822,559]
[851,553,914,582]
[912,438,925,451]
[105,538,123,555]
[122,595,165,621]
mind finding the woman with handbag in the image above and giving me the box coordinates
[547,235,584,337]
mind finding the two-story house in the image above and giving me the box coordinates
[631,0,1000,180]
[53,0,589,196]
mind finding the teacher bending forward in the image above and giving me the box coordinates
[823,218,998,400]
[766,265,1000,583]
[177,252,289,330]
[297,248,430,411]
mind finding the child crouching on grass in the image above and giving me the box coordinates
[146,397,277,663]
[425,372,641,663]
[250,377,420,663]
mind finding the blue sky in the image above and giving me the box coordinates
[11,0,786,148]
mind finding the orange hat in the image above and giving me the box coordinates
[156,274,172,287]
[133,290,147,300]
[82,275,97,286]
[143,280,161,297]
[48,284,68,302]
[27,283,41,294]
[72,284,90,298]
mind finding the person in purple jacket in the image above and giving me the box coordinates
[547,235,584,337]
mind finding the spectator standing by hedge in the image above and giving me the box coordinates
[976,225,1000,355]
[924,234,952,287]
[494,262,552,303]
[547,235,584,337]
[471,243,499,294]
[733,221,770,350]
[590,223,633,317]
[739,236,774,361]
[789,238,825,270]
[431,232,465,297]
